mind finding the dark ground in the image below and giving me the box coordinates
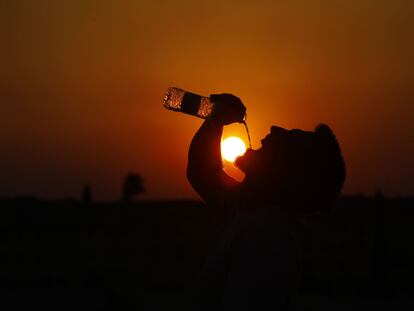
[0,196,413,310]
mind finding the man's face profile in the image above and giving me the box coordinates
[235,125,314,177]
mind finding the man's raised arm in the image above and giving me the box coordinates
[186,94,246,205]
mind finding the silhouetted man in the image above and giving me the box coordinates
[187,94,345,310]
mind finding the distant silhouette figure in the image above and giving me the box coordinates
[187,94,346,310]
[82,184,92,203]
[122,174,145,202]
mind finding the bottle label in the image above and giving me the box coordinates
[181,92,202,116]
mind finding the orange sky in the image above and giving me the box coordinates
[1,0,413,200]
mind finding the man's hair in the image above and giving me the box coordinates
[302,124,346,211]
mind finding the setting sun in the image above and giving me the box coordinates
[221,136,247,162]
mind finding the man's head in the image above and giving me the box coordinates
[235,124,345,212]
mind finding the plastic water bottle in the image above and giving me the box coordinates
[163,87,214,119]
[163,87,252,148]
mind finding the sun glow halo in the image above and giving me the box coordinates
[221,136,247,162]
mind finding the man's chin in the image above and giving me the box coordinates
[235,151,250,173]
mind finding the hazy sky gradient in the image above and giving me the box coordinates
[1,0,413,200]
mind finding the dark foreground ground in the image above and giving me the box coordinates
[0,196,413,310]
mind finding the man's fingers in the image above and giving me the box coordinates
[209,94,220,102]
[210,93,242,104]
[209,93,246,124]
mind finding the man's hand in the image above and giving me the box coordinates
[209,94,246,125]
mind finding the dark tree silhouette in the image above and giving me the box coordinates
[122,173,145,201]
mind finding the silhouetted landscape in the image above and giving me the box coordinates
[1,195,414,310]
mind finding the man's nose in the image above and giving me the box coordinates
[270,126,288,135]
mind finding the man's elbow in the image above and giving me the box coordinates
[186,165,195,185]
[186,164,201,189]
[186,165,214,203]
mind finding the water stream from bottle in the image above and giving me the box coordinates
[242,120,252,150]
